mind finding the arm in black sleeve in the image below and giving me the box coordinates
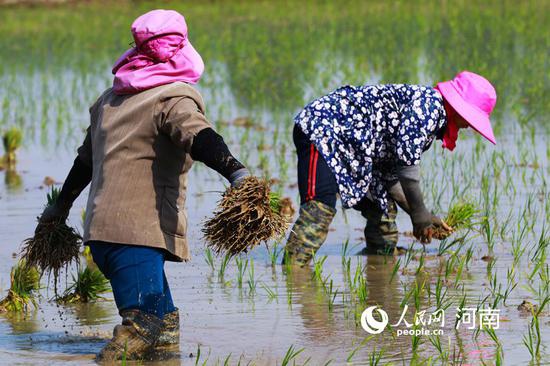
[56,157,93,210]
[395,164,431,228]
[190,128,248,182]
[386,180,411,214]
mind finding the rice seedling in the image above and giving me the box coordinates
[415,253,425,277]
[433,201,477,240]
[2,126,23,167]
[261,283,277,303]
[20,187,81,293]
[204,247,215,271]
[454,291,467,330]
[267,242,282,266]
[312,255,327,283]
[355,273,369,304]
[437,232,468,256]
[203,176,288,256]
[522,295,550,362]
[0,261,40,312]
[411,322,423,355]
[483,326,502,364]
[324,278,338,312]
[57,265,110,303]
[341,239,350,263]
[247,258,257,295]
[235,256,248,288]
[346,336,373,363]
[427,334,449,363]
[218,252,231,280]
[194,344,212,366]
[280,345,304,366]
[367,347,384,366]
[452,254,468,288]
[389,258,401,284]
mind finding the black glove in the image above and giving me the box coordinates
[229,168,251,188]
[38,203,70,224]
[190,128,248,185]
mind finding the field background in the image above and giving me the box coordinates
[0,1,548,365]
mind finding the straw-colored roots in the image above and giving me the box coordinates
[20,220,81,292]
[203,176,288,256]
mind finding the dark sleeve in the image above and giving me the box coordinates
[76,127,93,167]
[56,157,93,210]
[190,128,246,181]
[396,164,431,225]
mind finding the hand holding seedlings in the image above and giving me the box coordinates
[37,201,70,226]
[20,187,81,293]
[433,201,477,240]
[203,176,288,256]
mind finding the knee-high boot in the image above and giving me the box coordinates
[282,200,336,266]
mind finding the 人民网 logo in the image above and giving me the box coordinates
[361,306,389,334]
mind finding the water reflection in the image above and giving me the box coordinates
[4,168,23,191]
[69,301,115,327]
[1,309,40,335]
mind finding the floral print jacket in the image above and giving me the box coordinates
[295,84,447,212]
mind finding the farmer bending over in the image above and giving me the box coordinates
[38,10,250,361]
[283,71,497,265]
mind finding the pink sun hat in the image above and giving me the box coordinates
[112,9,204,95]
[436,71,497,144]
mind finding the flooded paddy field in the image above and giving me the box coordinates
[0,1,549,364]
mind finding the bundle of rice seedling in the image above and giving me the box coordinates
[202,176,288,256]
[57,265,110,304]
[2,127,23,167]
[20,187,81,293]
[434,201,478,240]
[0,261,40,312]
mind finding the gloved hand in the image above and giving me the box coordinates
[410,207,433,244]
[38,202,70,224]
[412,211,453,243]
[229,168,251,188]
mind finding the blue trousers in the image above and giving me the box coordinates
[88,241,176,319]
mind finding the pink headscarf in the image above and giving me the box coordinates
[434,85,459,151]
[112,9,204,95]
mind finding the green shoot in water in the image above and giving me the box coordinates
[281,345,304,366]
[2,127,23,166]
[58,265,110,303]
[0,260,40,312]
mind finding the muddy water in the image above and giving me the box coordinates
[1,126,548,365]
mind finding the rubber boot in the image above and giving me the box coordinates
[156,309,180,348]
[361,199,405,255]
[96,309,162,362]
[282,200,336,266]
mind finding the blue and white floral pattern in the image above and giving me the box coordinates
[295,84,447,212]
